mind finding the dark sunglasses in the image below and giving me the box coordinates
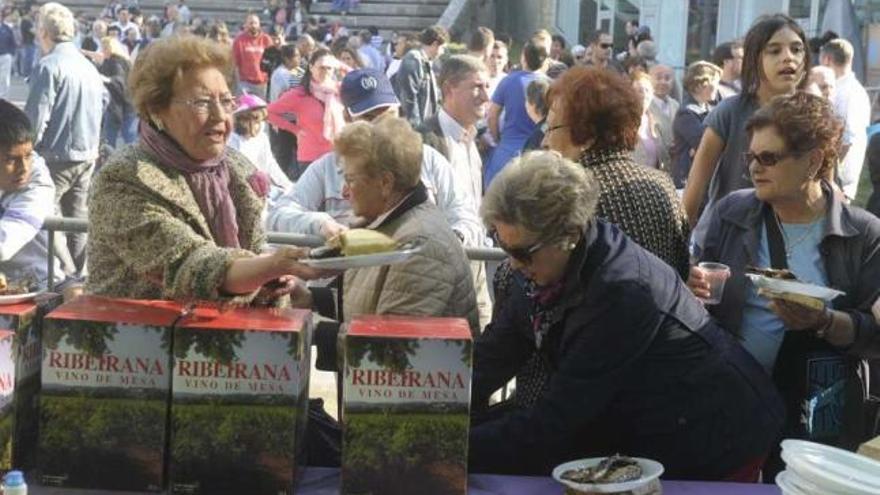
[600,43,614,49]
[491,230,544,264]
[743,150,802,167]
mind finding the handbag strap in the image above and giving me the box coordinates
[762,204,789,270]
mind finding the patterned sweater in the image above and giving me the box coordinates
[580,147,690,278]
[86,144,266,303]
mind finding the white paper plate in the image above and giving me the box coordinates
[552,457,664,493]
[0,291,42,305]
[776,470,812,495]
[781,439,880,494]
[300,244,422,270]
[746,274,845,301]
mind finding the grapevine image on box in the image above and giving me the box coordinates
[343,335,472,495]
[169,314,310,495]
[39,318,171,492]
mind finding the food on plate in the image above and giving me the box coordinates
[746,266,797,280]
[757,288,825,311]
[561,454,643,484]
[312,229,398,259]
[0,273,33,296]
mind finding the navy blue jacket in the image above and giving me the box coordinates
[469,220,784,479]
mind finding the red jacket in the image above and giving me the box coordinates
[233,32,273,84]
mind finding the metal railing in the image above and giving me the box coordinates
[43,216,506,291]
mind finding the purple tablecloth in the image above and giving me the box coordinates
[30,467,783,494]
[298,467,782,495]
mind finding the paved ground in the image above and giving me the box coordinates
[6,74,29,108]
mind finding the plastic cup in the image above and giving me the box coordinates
[698,262,731,305]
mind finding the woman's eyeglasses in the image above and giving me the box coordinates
[743,150,802,167]
[175,96,238,115]
[491,230,544,264]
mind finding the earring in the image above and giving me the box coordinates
[151,116,165,131]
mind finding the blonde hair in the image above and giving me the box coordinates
[101,36,130,60]
[481,151,600,242]
[128,35,234,119]
[335,116,423,192]
[39,2,75,42]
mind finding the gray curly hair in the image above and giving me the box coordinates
[481,151,600,242]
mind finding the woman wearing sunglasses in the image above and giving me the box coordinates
[469,151,783,480]
[688,92,880,464]
[682,14,811,228]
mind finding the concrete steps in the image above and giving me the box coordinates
[65,0,265,28]
[308,0,449,33]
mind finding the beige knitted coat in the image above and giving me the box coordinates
[86,144,265,303]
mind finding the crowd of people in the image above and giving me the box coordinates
[1,0,880,483]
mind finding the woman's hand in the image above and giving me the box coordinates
[320,219,348,240]
[768,298,827,331]
[270,246,340,280]
[686,265,711,301]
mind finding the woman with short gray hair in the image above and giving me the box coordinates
[470,150,784,480]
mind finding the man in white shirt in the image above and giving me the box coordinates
[821,38,871,200]
[0,100,64,290]
[111,7,139,41]
[416,55,493,330]
[269,68,482,248]
[713,41,743,100]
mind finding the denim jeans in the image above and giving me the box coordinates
[48,160,95,276]
[102,109,139,148]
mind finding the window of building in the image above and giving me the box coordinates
[686,0,719,64]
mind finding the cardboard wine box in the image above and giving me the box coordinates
[341,315,473,495]
[0,329,15,471]
[38,296,183,491]
[169,306,313,495]
[0,294,62,472]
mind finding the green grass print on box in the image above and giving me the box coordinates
[342,322,472,495]
[343,411,469,495]
[38,318,171,492]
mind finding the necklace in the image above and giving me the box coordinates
[774,212,821,258]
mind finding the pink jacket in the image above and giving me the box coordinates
[267,85,334,163]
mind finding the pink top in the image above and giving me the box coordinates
[267,85,334,162]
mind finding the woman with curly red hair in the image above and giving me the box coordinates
[541,66,690,277]
[688,92,880,463]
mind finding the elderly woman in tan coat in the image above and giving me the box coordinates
[332,116,479,333]
[87,35,326,304]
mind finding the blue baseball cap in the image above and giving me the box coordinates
[340,69,400,116]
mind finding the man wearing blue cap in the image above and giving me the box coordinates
[269,67,482,249]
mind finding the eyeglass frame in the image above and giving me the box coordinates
[491,229,545,264]
[172,95,238,115]
[743,149,805,168]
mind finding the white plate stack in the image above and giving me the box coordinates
[775,439,880,494]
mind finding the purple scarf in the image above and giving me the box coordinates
[139,123,241,248]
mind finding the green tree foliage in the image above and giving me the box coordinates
[173,329,244,364]
[346,338,421,372]
[43,321,118,357]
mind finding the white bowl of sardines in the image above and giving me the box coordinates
[552,454,664,494]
